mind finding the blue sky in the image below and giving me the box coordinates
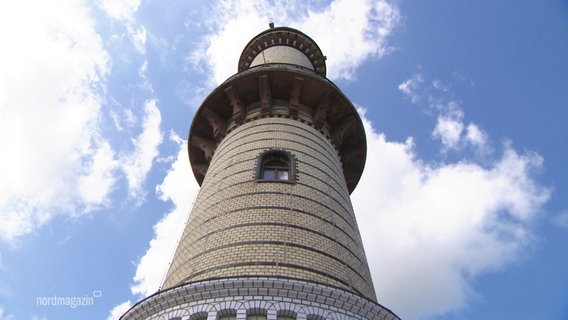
[0,1,566,319]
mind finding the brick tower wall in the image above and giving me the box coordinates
[162,109,376,301]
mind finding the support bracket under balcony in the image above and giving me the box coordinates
[258,74,272,116]
[313,92,332,129]
[288,76,304,118]
[192,163,209,177]
[331,116,355,147]
[225,86,245,125]
[201,108,227,140]
[191,134,216,161]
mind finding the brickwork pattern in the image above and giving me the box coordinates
[121,278,399,320]
[163,116,375,301]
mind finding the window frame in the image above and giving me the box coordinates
[256,149,296,183]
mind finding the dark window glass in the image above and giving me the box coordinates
[277,310,297,320]
[262,168,275,180]
[261,156,289,181]
[218,309,237,320]
[189,313,208,320]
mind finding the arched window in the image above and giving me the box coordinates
[218,309,237,320]
[246,308,267,320]
[262,155,289,180]
[257,150,295,182]
[189,312,208,320]
[277,310,297,320]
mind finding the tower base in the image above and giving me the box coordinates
[120,277,399,320]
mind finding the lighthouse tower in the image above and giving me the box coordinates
[121,26,399,320]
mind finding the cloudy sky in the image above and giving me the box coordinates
[0,0,566,319]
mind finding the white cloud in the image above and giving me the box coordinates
[432,108,489,152]
[0,0,111,243]
[0,305,15,320]
[0,0,159,244]
[432,103,465,149]
[97,0,146,54]
[298,0,401,80]
[353,113,550,319]
[190,0,400,87]
[465,123,488,147]
[110,102,138,132]
[432,79,450,92]
[130,133,199,297]
[97,0,140,22]
[433,104,489,152]
[119,99,163,200]
[188,2,269,87]
[130,25,147,54]
[399,73,490,152]
[78,141,117,206]
[398,73,425,104]
[107,300,132,320]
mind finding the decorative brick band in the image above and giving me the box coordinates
[121,277,400,320]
